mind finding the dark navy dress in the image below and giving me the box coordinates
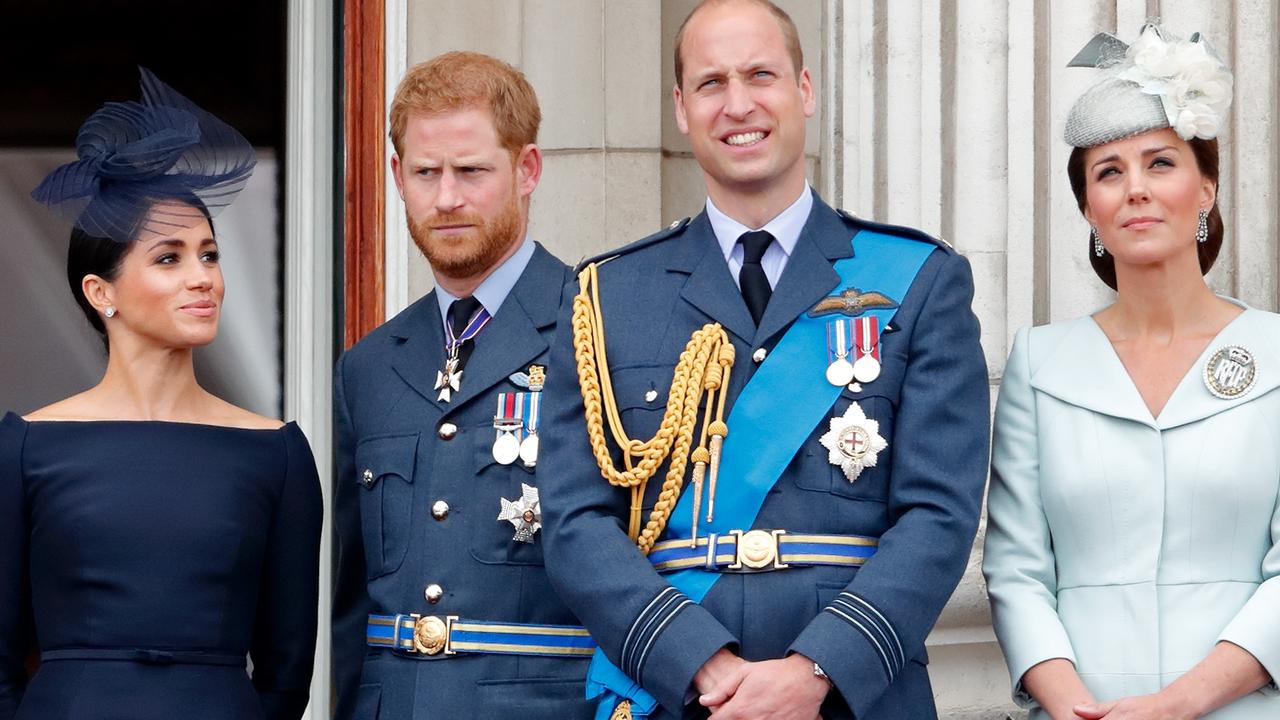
[0,412,323,720]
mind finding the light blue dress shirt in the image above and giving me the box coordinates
[706,184,813,290]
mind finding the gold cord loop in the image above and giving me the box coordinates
[573,263,734,554]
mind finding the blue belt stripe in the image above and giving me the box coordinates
[449,630,597,649]
[783,541,877,557]
[646,534,879,571]
[365,615,596,657]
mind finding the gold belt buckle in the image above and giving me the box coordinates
[409,614,458,655]
[727,529,789,571]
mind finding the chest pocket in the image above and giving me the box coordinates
[799,383,899,503]
[470,421,545,566]
[608,364,678,440]
[355,433,419,579]
[605,364,687,509]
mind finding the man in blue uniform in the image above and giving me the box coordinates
[332,52,595,719]
[537,1,990,719]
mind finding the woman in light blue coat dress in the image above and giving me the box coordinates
[984,25,1278,720]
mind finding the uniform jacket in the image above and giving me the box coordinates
[332,244,594,720]
[537,193,991,719]
[984,307,1280,719]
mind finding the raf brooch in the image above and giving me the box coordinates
[820,402,887,482]
[498,483,542,543]
[1203,345,1258,400]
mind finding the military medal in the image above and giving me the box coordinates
[851,316,882,384]
[498,483,541,543]
[435,356,463,402]
[819,401,887,482]
[519,390,541,467]
[1203,345,1258,400]
[519,365,544,467]
[492,393,524,465]
[825,319,856,386]
[435,304,492,403]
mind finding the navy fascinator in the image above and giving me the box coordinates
[31,67,256,243]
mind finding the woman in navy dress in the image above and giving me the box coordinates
[0,69,322,720]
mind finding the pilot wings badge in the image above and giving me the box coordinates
[807,287,898,318]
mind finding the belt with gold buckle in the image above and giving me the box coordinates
[647,529,878,573]
[366,614,595,659]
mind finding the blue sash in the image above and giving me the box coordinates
[587,231,936,719]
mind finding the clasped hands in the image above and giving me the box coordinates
[1070,693,1198,720]
[692,648,830,719]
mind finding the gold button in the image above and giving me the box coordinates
[431,500,449,520]
[752,348,767,363]
[424,583,444,604]
[438,422,458,440]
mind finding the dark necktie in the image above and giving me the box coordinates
[737,230,774,326]
[446,296,483,370]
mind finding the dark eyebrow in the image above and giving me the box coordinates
[146,237,216,252]
[146,238,186,251]
[1090,145,1179,171]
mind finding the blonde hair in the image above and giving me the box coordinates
[389,51,541,158]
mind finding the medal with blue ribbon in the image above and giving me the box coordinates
[520,390,542,467]
[435,305,492,402]
[825,318,855,386]
[493,389,544,466]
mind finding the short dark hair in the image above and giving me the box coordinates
[673,0,803,89]
[67,228,130,350]
[1067,137,1223,291]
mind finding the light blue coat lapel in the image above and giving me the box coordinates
[1029,317,1156,428]
[1156,308,1280,430]
[1029,307,1280,431]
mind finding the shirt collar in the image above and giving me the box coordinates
[435,236,535,327]
[706,184,813,261]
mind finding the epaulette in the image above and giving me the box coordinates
[836,208,955,252]
[574,216,693,272]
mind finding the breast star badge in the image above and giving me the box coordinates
[498,483,542,543]
[819,402,887,483]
